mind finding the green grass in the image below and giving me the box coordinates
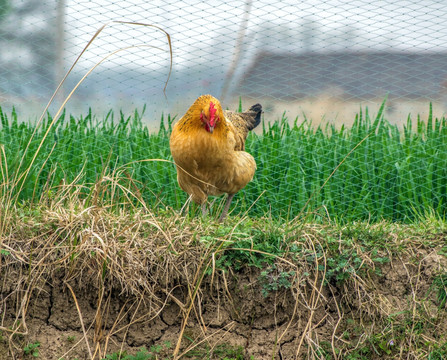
[1,102,447,222]
[23,341,40,357]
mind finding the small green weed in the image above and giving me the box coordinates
[103,351,125,360]
[433,273,447,308]
[184,343,245,359]
[318,225,391,285]
[427,343,447,359]
[23,341,40,357]
[314,340,340,359]
[149,341,171,356]
[103,343,171,360]
[259,265,295,297]
[66,335,76,343]
[209,222,285,272]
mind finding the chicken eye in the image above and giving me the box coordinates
[200,111,208,123]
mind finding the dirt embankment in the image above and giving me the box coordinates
[1,206,447,359]
[1,249,447,359]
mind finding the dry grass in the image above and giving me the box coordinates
[1,172,447,359]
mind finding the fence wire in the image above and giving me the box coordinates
[1,0,447,221]
[2,1,447,119]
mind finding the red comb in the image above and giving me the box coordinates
[209,101,217,126]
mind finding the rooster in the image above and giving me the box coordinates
[170,94,262,221]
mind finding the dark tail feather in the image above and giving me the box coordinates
[246,103,262,131]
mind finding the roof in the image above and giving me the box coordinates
[235,51,447,100]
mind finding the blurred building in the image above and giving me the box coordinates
[236,51,447,100]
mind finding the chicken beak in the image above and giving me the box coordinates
[208,116,216,134]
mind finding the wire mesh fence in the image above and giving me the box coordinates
[2,1,447,120]
[1,0,447,222]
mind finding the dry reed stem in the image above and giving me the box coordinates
[65,282,93,359]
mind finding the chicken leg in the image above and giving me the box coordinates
[201,203,208,217]
[218,193,235,222]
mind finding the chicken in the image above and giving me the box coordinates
[170,94,262,221]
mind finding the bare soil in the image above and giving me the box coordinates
[1,249,447,360]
